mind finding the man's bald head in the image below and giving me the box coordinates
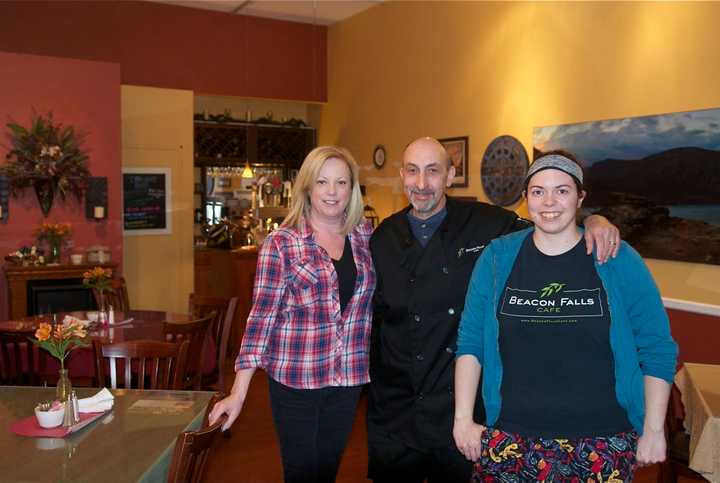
[403,137,452,169]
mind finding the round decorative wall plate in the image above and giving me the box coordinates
[481,135,528,206]
[373,145,386,169]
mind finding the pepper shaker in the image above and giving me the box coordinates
[70,390,80,424]
[62,400,74,427]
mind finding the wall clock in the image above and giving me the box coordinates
[373,145,386,169]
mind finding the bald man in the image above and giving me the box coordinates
[367,137,619,482]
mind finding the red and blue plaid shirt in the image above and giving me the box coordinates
[235,218,376,389]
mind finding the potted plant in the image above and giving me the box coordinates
[35,222,71,264]
[31,316,89,401]
[0,112,90,216]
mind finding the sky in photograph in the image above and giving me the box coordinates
[533,107,720,165]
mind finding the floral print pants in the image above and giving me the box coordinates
[472,428,638,482]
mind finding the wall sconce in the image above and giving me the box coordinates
[85,176,108,222]
[0,174,8,222]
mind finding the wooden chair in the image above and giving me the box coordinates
[92,277,130,313]
[93,339,189,390]
[658,384,707,483]
[163,314,214,390]
[0,329,46,386]
[167,392,227,483]
[188,294,238,393]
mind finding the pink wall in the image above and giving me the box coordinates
[0,1,327,102]
[0,51,122,320]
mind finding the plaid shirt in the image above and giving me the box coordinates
[235,218,376,389]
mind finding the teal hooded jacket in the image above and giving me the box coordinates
[456,227,678,435]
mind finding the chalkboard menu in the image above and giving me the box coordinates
[122,168,172,234]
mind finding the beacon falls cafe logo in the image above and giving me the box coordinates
[500,283,604,318]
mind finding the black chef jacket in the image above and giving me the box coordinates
[368,196,528,449]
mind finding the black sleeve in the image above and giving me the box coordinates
[503,215,533,235]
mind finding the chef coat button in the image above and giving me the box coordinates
[446,347,453,354]
[409,278,415,284]
[414,314,421,322]
[416,354,424,361]
[442,266,449,274]
[418,393,424,401]
[448,308,455,315]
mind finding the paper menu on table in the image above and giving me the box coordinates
[127,399,195,415]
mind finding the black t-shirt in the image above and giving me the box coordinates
[495,234,631,438]
[331,236,357,314]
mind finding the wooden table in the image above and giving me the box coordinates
[0,310,214,382]
[675,362,720,482]
[0,386,213,482]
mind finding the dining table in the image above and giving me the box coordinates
[675,362,720,482]
[0,385,214,482]
[0,310,216,383]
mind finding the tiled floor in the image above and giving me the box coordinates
[204,367,678,482]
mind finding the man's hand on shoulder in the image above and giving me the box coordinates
[583,215,620,264]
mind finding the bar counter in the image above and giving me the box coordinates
[194,246,258,355]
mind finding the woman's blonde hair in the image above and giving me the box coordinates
[282,145,364,235]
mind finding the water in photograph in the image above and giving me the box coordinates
[666,204,720,227]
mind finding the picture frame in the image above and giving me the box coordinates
[122,167,172,235]
[439,136,469,187]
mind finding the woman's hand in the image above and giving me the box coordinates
[208,392,245,431]
[453,417,485,462]
[636,427,667,466]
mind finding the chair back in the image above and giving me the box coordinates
[167,393,227,483]
[94,339,189,390]
[163,314,214,390]
[0,330,44,386]
[93,277,130,313]
[188,294,238,393]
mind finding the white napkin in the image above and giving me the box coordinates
[78,388,115,413]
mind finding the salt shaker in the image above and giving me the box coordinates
[70,390,80,424]
[62,399,74,427]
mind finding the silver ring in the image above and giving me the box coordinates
[609,241,617,245]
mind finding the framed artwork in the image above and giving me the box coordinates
[534,107,720,265]
[122,167,172,235]
[439,136,469,187]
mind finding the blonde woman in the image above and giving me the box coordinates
[210,146,376,483]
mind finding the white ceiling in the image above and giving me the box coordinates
[150,0,381,25]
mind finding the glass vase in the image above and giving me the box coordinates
[56,368,72,402]
[98,291,108,325]
[49,241,61,264]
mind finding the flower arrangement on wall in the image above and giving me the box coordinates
[0,112,90,216]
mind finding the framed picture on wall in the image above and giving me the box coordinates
[439,136,469,187]
[122,167,172,235]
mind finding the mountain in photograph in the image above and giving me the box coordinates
[583,147,720,206]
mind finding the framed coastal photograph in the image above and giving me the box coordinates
[533,107,720,265]
[440,136,469,187]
